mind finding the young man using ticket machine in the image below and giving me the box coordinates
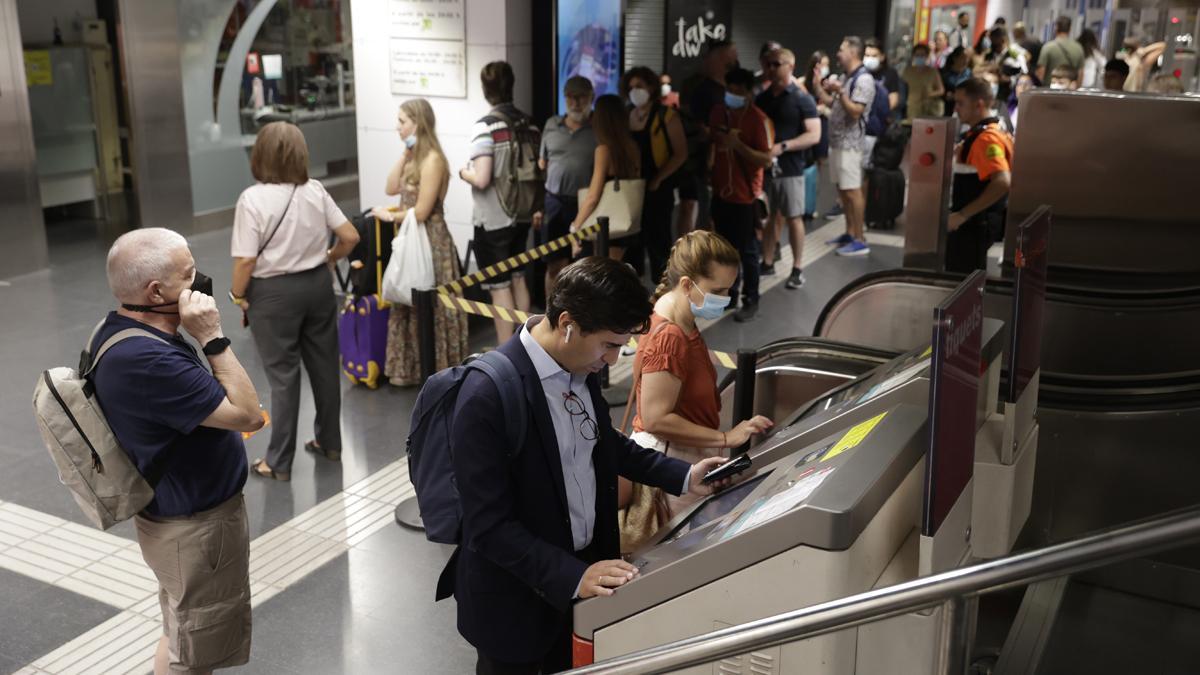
[442,257,735,675]
[947,77,1014,274]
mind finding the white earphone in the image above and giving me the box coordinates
[565,325,573,343]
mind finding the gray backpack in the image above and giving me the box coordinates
[32,323,167,530]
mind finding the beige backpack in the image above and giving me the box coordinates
[32,323,166,529]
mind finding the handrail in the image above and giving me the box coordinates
[570,505,1200,674]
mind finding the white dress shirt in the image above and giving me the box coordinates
[519,318,598,552]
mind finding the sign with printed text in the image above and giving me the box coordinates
[389,0,466,41]
[389,38,467,98]
[922,270,985,537]
[24,50,52,87]
[1007,207,1049,404]
[665,0,732,84]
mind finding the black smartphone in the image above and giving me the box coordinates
[703,454,752,484]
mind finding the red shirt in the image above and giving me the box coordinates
[632,314,721,433]
[708,103,773,205]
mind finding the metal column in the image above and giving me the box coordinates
[0,0,50,279]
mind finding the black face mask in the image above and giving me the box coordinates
[122,271,213,314]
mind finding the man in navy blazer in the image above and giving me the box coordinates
[441,258,731,674]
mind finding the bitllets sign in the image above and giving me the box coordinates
[922,270,986,537]
[665,0,732,83]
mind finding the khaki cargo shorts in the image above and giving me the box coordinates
[135,494,251,674]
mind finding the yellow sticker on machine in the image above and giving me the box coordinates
[822,411,889,462]
[921,345,933,358]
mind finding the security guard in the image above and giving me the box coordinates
[947,77,1014,274]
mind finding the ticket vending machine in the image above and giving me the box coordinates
[573,274,997,673]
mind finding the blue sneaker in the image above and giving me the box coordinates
[826,233,853,246]
[825,203,844,218]
[835,239,871,257]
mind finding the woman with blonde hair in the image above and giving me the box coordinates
[570,94,641,260]
[619,230,774,551]
[373,98,469,385]
[230,121,361,481]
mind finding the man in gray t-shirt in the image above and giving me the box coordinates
[1036,16,1085,83]
[535,76,597,293]
[825,36,876,258]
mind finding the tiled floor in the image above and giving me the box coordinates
[1,210,902,674]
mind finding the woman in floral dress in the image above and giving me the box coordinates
[373,98,469,385]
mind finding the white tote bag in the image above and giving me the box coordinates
[577,177,645,238]
[381,208,435,306]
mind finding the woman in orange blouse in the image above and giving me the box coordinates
[620,232,774,547]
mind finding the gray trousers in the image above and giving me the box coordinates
[246,265,341,473]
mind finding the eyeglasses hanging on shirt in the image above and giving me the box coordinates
[562,391,599,441]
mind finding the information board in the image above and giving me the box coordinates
[1007,207,1050,404]
[389,0,466,40]
[389,38,467,98]
[389,0,467,98]
[922,270,986,537]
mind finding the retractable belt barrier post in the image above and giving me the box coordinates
[414,288,437,383]
[731,349,758,456]
[595,217,614,390]
[596,216,610,260]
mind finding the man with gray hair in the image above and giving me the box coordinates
[92,227,263,675]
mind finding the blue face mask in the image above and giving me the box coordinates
[403,133,417,149]
[689,285,732,320]
[724,92,746,110]
[912,56,928,67]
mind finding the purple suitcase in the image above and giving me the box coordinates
[339,295,390,389]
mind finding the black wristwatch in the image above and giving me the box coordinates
[202,336,232,356]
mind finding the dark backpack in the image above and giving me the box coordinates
[490,108,545,222]
[335,209,398,298]
[870,121,911,171]
[849,70,891,137]
[406,351,528,544]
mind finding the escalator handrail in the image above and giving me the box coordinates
[571,505,1200,674]
[814,268,1200,339]
[715,337,898,393]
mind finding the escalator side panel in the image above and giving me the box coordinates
[817,275,1200,378]
[1026,406,1200,569]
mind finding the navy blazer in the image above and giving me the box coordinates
[441,333,691,663]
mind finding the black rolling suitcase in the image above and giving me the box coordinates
[865,167,905,230]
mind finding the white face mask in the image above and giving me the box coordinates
[1049,82,1067,90]
[820,65,830,79]
[567,109,588,123]
[629,88,651,108]
[863,55,882,71]
[660,83,672,97]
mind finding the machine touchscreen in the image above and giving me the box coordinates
[662,473,770,544]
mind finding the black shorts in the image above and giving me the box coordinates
[540,192,577,263]
[472,223,531,289]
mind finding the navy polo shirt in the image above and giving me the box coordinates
[755,83,819,176]
[91,312,248,517]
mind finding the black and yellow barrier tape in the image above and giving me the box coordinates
[436,221,602,296]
